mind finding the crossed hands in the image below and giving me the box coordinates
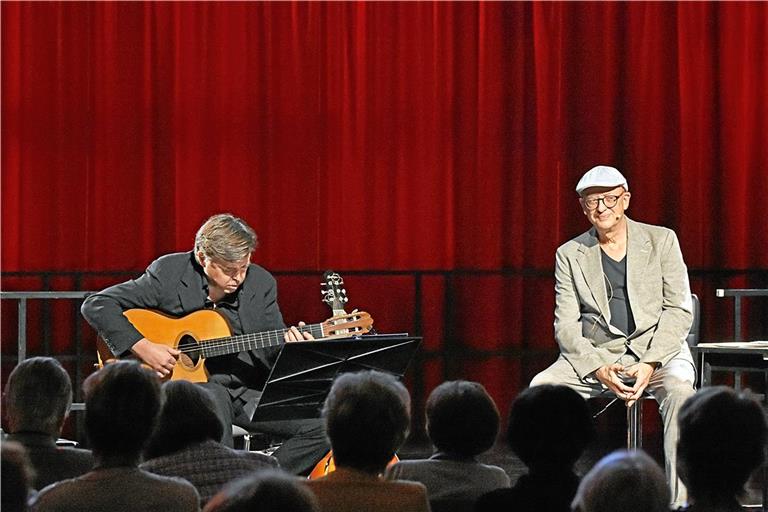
[594,362,656,407]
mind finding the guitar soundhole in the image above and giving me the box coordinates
[178,334,201,368]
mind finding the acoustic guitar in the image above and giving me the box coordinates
[96,307,373,383]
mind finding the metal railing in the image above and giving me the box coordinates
[716,288,768,342]
[0,291,91,411]
[3,271,766,440]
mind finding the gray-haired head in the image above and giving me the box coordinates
[194,213,257,264]
[3,357,73,437]
[572,450,669,512]
[322,370,411,474]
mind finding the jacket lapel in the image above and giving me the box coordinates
[625,217,652,326]
[179,252,205,313]
[576,229,612,323]
[239,283,260,335]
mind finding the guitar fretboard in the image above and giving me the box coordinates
[196,323,325,358]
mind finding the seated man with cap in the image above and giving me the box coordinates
[529,165,696,508]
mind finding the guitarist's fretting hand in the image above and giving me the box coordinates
[284,322,315,342]
[131,337,180,378]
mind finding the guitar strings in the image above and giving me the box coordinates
[171,273,358,356]
[172,314,366,354]
[174,324,319,354]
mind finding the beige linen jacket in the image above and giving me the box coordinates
[554,217,693,379]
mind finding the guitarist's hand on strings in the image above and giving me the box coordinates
[131,337,180,378]
[285,322,315,342]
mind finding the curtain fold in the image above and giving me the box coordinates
[2,1,766,272]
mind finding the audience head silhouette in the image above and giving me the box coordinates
[145,380,224,459]
[571,449,669,512]
[203,470,318,512]
[2,441,34,512]
[322,370,410,474]
[426,380,499,458]
[84,361,161,464]
[507,384,595,472]
[4,357,73,437]
[677,386,767,505]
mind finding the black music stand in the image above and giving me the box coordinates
[251,334,421,422]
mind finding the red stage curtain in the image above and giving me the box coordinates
[2,3,767,416]
[3,1,766,272]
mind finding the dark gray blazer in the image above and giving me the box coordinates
[7,432,94,490]
[80,251,286,392]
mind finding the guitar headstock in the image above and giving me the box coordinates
[321,270,348,316]
[321,311,373,338]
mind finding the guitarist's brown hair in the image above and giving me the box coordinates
[194,213,257,264]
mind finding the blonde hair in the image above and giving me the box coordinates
[194,213,257,264]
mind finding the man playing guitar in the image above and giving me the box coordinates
[81,213,328,474]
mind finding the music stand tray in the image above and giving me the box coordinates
[251,333,422,422]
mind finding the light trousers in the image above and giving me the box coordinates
[530,349,696,508]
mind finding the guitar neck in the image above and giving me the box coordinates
[200,323,325,358]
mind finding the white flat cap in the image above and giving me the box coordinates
[575,165,628,195]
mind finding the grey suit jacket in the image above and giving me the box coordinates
[554,217,693,379]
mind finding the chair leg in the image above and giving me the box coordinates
[243,433,251,451]
[627,400,643,450]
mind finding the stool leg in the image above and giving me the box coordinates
[627,400,642,450]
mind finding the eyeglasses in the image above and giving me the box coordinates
[212,259,250,277]
[582,194,624,210]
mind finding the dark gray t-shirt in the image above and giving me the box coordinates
[601,249,636,336]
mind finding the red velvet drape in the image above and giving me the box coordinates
[2,3,767,419]
[4,1,766,273]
